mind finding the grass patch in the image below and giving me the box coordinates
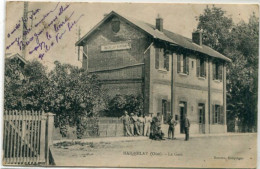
[54,141,95,148]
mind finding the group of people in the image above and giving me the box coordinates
[121,111,153,137]
[121,111,190,141]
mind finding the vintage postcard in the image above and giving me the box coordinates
[3,1,258,168]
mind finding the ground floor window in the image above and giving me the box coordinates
[198,103,205,124]
[212,104,224,124]
[198,103,205,134]
[162,99,170,124]
[179,101,187,133]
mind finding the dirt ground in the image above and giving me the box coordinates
[52,134,257,168]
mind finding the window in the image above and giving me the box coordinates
[155,48,169,71]
[158,99,170,124]
[212,104,224,124]
[198,103,205,124]
[162,99,170,124]
[213,61,223,81]
[177,54,189,74]
[179,101,187,133]
[196,57,206,77]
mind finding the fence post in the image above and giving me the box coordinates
[45,112,55,165]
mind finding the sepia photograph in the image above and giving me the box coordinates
[2,1,259,168]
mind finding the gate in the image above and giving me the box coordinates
[3,110,55,165]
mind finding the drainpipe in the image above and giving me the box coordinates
[208,57,211,133]
[171,53,174,116]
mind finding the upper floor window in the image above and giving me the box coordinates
[155,48,169,71]
[213,61,223,81]
[212,104,224,124]
[196,57,206,78]
[177,54,189,74]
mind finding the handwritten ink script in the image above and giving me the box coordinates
[6,2,84,59]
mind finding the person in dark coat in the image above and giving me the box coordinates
[183,114,190,141]
[150,113,164,140]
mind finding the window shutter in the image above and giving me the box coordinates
[184,102,187,116]
[165,54,169,71]
[167,101,171,112]
[186,56,189,74]
[203,60,207,77]
[155,48,159,69]
[158,99,162,113]
[196,58,200,77]
[177,54,181,73]
[220,106,224,124]
[217,106,221,124]
[212,105,215,124]
[213,62,216,80]
[198,107,201,123]
[219,64,223,81]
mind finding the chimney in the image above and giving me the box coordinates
[156,14,163,31]
[192,31,203,46]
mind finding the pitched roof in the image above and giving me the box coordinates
[76,11,231,62]
[5,53,28,64]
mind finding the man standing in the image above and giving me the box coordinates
[183,114,190,141]
[129,113,135,135]
[167,115,177,140]
[138,114,144,135]
[122,111,132,136]
[144,113,152,137]
[132,113,140,136]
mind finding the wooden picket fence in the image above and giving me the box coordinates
[3,110,55,165]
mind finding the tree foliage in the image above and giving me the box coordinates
[106,94,143,117]
[4,59,105,136]
[48,61,105,127]
[4,59,50,110]
[197,6,258,132]
[196,5,233,53]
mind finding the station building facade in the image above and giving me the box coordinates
[76,11,231,134]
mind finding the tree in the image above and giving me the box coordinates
[4,59,50,110]
[196,5,233,53]
[225,13,258,132]
[196,6,258,132]
[4,59,106,136]
[47,61,105,127]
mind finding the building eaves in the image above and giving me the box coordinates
[76,11,231,62]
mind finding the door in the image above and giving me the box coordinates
[162,100,168,124]
[198,103,205,134]
[179,102,186,134]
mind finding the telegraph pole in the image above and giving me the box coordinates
[22,2,28,59]
[78,26,81,61]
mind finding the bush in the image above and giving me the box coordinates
[105,94,143,117]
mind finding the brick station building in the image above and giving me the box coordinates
[76,11,231,134]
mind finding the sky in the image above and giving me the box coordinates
[4,2,259,69]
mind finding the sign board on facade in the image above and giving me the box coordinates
[101,42,131,52]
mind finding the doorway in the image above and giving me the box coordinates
[198,103,205,134]
[162,100,168,124]
[179,101,187,134]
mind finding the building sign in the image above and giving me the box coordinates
[101,42,131,52]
